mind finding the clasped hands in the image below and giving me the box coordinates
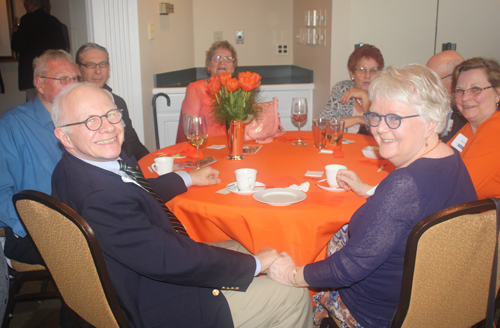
[255,248,306,287]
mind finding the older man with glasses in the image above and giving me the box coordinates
[0,49,78,264]
[75,42,150,161]
[426,50,467,143]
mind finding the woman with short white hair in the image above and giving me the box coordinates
[268,64,478,328]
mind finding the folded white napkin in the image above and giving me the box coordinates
[288,182,310,192]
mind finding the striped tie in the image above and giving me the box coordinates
[118,160,189,236]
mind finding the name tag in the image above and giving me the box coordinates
[450,133,468,152]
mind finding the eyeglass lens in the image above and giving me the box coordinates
[356,67,379,75]
[212,56,233,63]
[59,77,75,85]
[365,113,404,129]
[83,62,109,69]
[85,109,122,130]
[454,86,492,98]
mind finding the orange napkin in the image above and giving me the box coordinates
[153,142,203,159]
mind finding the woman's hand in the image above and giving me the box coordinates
[337,169,374,198]
[267,252,306,287]
[340,88,370,108]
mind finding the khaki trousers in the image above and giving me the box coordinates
[207,240,313,328]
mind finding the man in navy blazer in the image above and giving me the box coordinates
[50,83,312,328]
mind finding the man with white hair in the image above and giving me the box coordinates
[50,82,313,328]
[426,50,467,142]
[75,42,149,160]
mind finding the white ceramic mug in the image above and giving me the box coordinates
[325,164,347,188]
[235,168,257,191]
[152,157,175,176]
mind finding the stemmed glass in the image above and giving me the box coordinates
[291,97,308,145]
[184,114,208,169]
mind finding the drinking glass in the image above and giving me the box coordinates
[184,114,208,168]
[291,97,308,145]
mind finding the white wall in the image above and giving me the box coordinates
[192,0,293,68]
[436,0,500,61]
[136,0,196,149]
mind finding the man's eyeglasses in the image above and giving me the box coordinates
[354,67,380,75]
[59,109,123,131]
[79,62,110,69]
[211,56,234,63]
[441,73,453,80]
[453,86,493,98]
[364,112,420,129]
[40,76,78,85]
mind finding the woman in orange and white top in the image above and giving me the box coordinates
[176,41,237,143]
[448,57,500,199]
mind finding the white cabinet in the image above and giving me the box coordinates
[152,83,314,149]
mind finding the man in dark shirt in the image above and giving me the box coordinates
[11,0,68,100]
[75,42,150,160]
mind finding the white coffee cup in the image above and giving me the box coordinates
[152,157,175,176]
[235,168,257,191]
[325,164,347,188]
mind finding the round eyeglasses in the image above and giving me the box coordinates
[79,62,110,69]
[40,76,78,85]
[453,86,493,98]
[211,56,234,63]
[59,109,123,131]
[364,112,420,129]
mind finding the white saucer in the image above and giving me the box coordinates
[227,182,266,195]
[316,179,346,193]
[253,188,307,206]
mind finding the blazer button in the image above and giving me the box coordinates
[212,289,220,296]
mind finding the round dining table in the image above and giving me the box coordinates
[139,131,394,266]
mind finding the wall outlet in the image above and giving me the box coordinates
[276,44,289,55]
[236,30,244,44]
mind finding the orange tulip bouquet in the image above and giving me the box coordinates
[207,72,263,124]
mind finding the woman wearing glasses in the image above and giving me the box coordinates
[447,57,500,199]
[319,44,384,134]
[268,64,477,328]
[176,41,237,143]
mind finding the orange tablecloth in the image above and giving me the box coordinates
[139,132,394,266]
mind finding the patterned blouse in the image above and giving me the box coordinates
[319,80,364,134]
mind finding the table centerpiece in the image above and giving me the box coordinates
[207,72,262,160]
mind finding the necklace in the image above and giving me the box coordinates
[417,140,441,160]
[355,99,363,107]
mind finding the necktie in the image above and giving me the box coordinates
[118,160,189,236]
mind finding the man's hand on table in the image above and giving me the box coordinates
[188,166,221,186]
[255,247,280,273]
[337,169,374,198]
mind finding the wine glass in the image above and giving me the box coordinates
[291,97,308,145]
[184,114,208,168]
